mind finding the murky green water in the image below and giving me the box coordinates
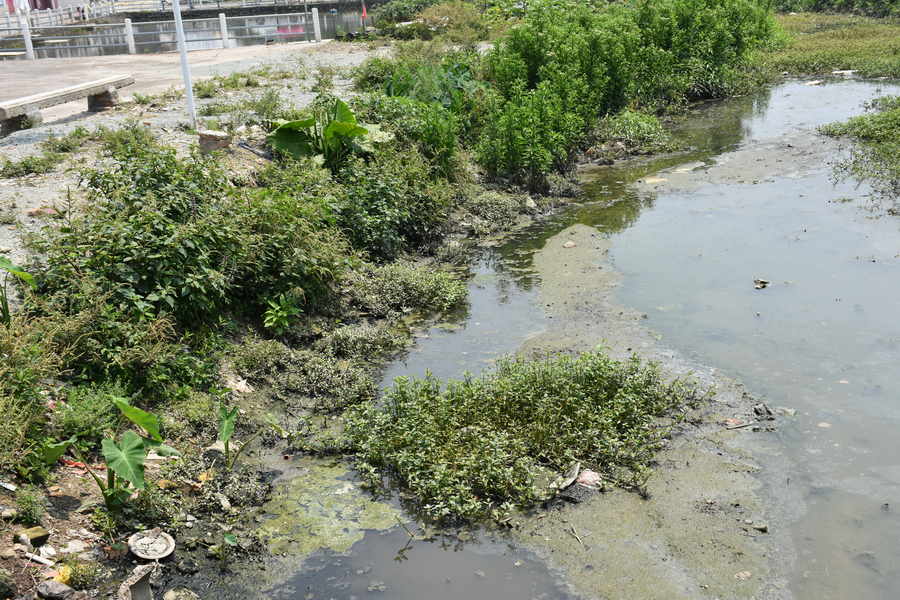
[266,78,900,599]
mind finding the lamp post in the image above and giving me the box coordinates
[171,0,197,129]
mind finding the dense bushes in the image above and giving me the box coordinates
[31,146,351,327]
[338,148,451,260]
[477,0,779,182]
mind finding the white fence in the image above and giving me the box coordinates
[0,8,365,59]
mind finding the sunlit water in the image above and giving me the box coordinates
[594,79,900,599]
[268,78,900,599]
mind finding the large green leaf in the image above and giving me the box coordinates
[267,118,317,160]
[324,121,368,141]
[0,257,37,290]
[219,402,239,445]
[43,437,77,465]
[113,397,162,441]
[102,431,147,490]
[265,413,285,438]
[330,98,358,125]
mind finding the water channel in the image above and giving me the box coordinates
[242,77,900,599]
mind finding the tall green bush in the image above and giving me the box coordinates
[32,147,351,326]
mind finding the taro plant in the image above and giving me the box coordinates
[43,397,181,513]
[267,96,392,175]
[216,402,283,470]
[0,258,37,327]
[206,532,237,567]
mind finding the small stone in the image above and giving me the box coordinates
[1,509,16,519]
[60,540,89,555]
[48,486,59,493]
[562,240,577,248]
[525,198,537,210]
[36,580,75,600]
[775,407,796,417]
[14,526,50,548]
[0,247,11,254]
[164,587,201,600]
[175,558,199,574]
[198,130,232,155]
[1,548,15,559]
[752,524,769,533]
[0,567,15,598]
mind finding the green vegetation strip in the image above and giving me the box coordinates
[820,95,900,199]
[760,14,900,78]
[345,350,697,520]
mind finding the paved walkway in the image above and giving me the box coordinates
[0,39,329,122]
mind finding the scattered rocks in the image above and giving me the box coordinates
[14,526,50,548]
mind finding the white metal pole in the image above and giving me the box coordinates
[172,0,196,129]
[124,17,135,53]
[111,0,116,13]
[67,6,73,23]
[218,12,227,48]
[5,14,11,30]
[311,7,320,43]
[22,20,34,60]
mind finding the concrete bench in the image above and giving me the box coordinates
[0,75,135,135]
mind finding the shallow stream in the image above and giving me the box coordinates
[255,78,900,599]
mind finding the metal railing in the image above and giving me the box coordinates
[0,9,360,59]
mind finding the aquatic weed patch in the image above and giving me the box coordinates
[760,14,900,77]
[820,95,900,199]
[345,350,697,520]
[344,261,467,317]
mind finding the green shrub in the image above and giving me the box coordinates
[774,0,900,17]
[31,145,351,327]
[345,349,696,520]
[193,79,218,99]
[326,321,408,358]
[353,55,400,91]
[820,95,900,198]
[338,148,451,259]
[344,261,466,317]
[465,191,519,235]
[14,485,45,526]
[375,0,439,23]
[353,94,461,178]
[53,381,127,451]
[591,109,678,160]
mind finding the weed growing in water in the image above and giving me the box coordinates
[344,261,466,317]
[345,349,702,520]
[820,94,900,199]
[465,191,520,236]
[325,321,409,358]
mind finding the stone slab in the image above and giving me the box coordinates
[0,75,134,120]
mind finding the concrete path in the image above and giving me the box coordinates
[0,39,329,122]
